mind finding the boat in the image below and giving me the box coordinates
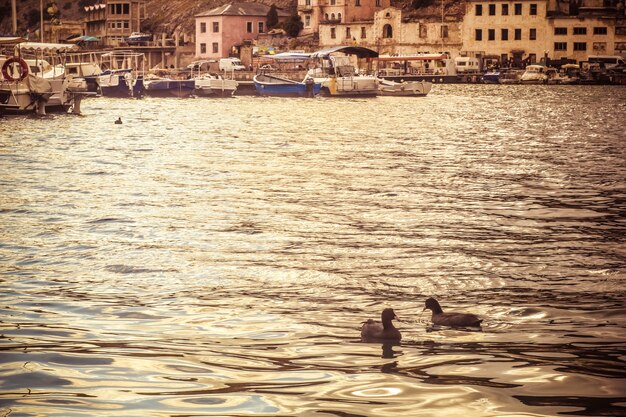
[498,69,523,84]
[377,78,432,96]
[374,53,463,84]
[253,73,320,97]
[143,75,195,98]
[193,73,238,97]
[125,32,151,45]
[97,51,145,97]
[482,71,501,84]
[519,64,550,84]
[0,41,89,115]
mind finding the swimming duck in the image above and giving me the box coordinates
[361,308,402,341]
[115,117,122,124]
[423,297,482,328]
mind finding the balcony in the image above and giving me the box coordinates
[298,5,313,12]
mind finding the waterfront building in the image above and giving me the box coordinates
[298,0,391,36]
[195,2,289,59]
[84,0,146,47]
[462,0,626,66]
[318,7,464,57]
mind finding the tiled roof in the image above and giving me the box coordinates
[196,2,290,18]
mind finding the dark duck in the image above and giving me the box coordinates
[361,308,402,341]
[423,297,483,328]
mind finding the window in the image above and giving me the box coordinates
[475,4,482,16]
[515,28,522,40]
[501,28,508,41]
[361,26,367,38]
[488,28,495,41]
[200,22,206,33]
[593,27,608,35]
[331,27,336,39]
[554,27,567,35]
[246,22,253,33]
[501,53,508,63]
[514,3,522,15]
[338,13,342,21]
[305,15,311,27]
[573,42,587,51]
[475,28,483,41]
[554,42,567,51]
[331,13,335,20]
[355,0,361,5]
[530,28,536,40]
[502,4,509,15]
[212,42,218,53]
[213,22,219,32]
[306,0,311,4]
[573,27,587,35]
[383,24,393,38]
[346,27,351,39]
[441,25,448,38]
[259,22,264,33]
[489,4,496,15]
[530,4,537,15]
[376,0,381,6]
[331,0,335,4]
[200,43,206,54]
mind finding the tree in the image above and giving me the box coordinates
[283,13,303,38]
[266,4,279,30]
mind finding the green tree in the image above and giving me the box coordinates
[266,4,279,30]
[283,13,303,37]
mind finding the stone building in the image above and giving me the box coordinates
[84,0,146,46]
[195,2,289,59]
[298,0,392,36]
[462,0,626,65]
[319,7,464,57]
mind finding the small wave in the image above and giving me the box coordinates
[105,264,179,274]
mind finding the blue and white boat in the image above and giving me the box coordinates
[98,68,144,97]
[253,73,320,97]
[125,32,151,45]
[144,77,195,98]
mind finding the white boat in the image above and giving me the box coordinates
[520,64,550,84]
[97,51,145,98]
[308,46,379,97]
[0,41,88,115]
[193,73,238,97]
[377,78,432,96]
[498,69,524,84]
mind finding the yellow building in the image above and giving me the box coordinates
[84,0,146,47]
[462,0,626,65]
[299,0,392,36]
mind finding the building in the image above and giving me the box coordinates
[319,7,463,57]
[195,2,289,59]
[84,0,146,47]
[462,0,626,66]
[298,0,392,36]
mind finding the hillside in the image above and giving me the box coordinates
[0,0,462,38]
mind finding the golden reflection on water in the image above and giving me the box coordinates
[0,85,625,416]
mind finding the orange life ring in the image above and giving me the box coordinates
[2,57,29,81]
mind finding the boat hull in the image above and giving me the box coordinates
[144,79,195,98]
[254,74,320,97]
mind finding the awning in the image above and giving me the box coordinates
[311,46,379,59]
[0,36,27,45]
[67,35,100,43]
[18,42,78,52]
[264,52,311,61]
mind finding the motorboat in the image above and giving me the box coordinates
[0,41,88,115]
[498,69,523,84]
[520,64,550,84]
[193,73,238,97]
[143,75,195,98]
[373,53,461,84]
[377,78,432,96]
[97,51,145,97]
[308,46,379,97]
[125,32,151,45]
[482,71,501,84]
[253,73,320,97]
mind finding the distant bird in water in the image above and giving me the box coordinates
[361,308,402,341]
[115,117,122,124]
[423,297,482,328]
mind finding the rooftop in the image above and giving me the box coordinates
[196,2,290,18]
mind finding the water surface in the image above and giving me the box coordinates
[1,85,625,416]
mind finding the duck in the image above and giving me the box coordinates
[423,297,482,328]
[115,117,122,124]
[361,308,402,341]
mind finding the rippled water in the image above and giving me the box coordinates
[1,85,625,417]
